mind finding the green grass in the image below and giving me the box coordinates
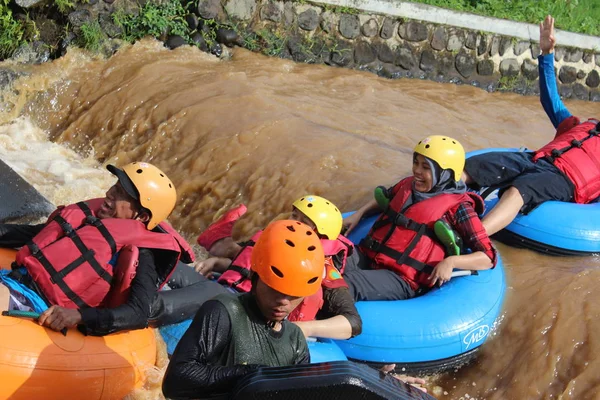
[77,20,105,52]
[55,0,75,14]
[1,0,26,59]
[410,0,600,36]
[112,0,191,43]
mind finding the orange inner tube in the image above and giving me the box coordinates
[0,248,157,400]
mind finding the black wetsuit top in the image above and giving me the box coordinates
[319,286,362,337]
[162,293,310,399]
[0,223,158,336]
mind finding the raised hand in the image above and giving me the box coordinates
[539,15,556,55]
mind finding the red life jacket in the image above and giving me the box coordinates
[217,231,263,293]
[16,199,194,309]
[320,234,354,274]
[288,286,324,322]
[218,231,353,290]
[533,118,600,204]
[359,177,483,291]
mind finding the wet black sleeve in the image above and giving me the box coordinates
[78,248,157,336]
[293,330,311,365]
[317,287,363,337]
[162,300,260,399]
[0,224,44,248]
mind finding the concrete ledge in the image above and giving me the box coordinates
[312,0,600,51]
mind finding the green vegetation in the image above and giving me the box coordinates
[256,29,287,56]
[498,75,520,90]
[1,0,29,59]
[55,0,75,14]
[77,20,105,52]
[409,0,600,36]
[322,4,359,15]
[112,0,191,43]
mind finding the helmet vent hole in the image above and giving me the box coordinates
[286,225,296,232]
[136,169,143,174]
[334,207,338,212]
[271,266,284,278]
[425,144,430,149]
[160,173,164,177]
[307,245,316,251]
[306,230,313,236]
[169,183,172,188]
[452,140,456,144]
[301,197,305,201]
[307,203,313,207]
[326,202,329,205]
[285,239,295,247]
[442,138,446,140]
[307,277,318,284]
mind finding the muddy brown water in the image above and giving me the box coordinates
[1,40,599,399]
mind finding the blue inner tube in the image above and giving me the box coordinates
[336,213,506,365]
[467,148,600,255]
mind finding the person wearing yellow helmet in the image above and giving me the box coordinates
[342,136,497,301]
[0,162,194,336]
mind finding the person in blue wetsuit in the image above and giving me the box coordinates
[463,15,600,236]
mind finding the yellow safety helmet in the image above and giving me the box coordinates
[107,162,176,230]
[413,135,465,181]
[292,195,342,240]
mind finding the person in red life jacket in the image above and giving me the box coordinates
[194,195,362,340]
[342,136,497,301]
[0,162,194,335]
[462,15,600,236]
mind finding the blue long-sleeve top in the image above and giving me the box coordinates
[538,53,572,128]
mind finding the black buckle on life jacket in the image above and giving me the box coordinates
[551,149,561,158]
[28,242,41,256]
[393,213,410,228]
[360,237,381,252]
[227,264,251,279]
[571,139,583,148]
[85,215,102,226]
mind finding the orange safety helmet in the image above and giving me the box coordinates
[251,220,325,297]
[107,162,176,230]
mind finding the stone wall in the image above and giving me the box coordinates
[198,0,600,101]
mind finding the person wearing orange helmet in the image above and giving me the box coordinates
[342,136,497,301]
[0,162,194,335]
[191,195,362,340]
[162,220,324,399]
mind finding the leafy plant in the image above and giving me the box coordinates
[113,0,191,43]
[498,75,521,90]
[256,28,287,56]
[323,4,359,15]
[78,20,105,53]
[0,0,26,59]
[55,0,75,14]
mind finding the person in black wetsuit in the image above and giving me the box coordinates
[162,220,324,399]
[0,162,195,336]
